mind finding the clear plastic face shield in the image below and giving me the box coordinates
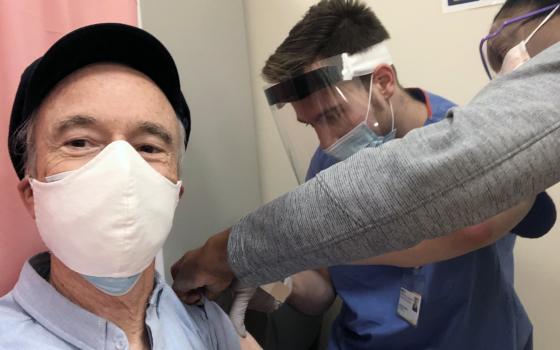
[479,3,560,80]
[264,42,394,184]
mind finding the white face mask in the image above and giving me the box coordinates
[499,4,560,76]
[30,141,182,293]
[498,41,531,76]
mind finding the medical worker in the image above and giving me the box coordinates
[246,1,556,349]
[172,0,560,328]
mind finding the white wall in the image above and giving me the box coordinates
[140,0,262,282]
[514,184,560,350]
[243,1,560,349]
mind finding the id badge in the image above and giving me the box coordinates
[397,267,425,327]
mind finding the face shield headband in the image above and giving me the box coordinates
[264,42,394,184]
[264,42,393,106]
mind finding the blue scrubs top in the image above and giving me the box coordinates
[306,89,549,350]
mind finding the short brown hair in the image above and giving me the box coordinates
[262,0,390,83]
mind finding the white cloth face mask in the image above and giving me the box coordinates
[30,140,182,283]
[499,4,560,76]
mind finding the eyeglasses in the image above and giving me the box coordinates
[479,2,560,80]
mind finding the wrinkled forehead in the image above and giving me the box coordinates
[49,63,159,96]
[38,63,172,116]
[35,63,179,137]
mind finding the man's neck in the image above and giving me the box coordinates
[391,88,429,138]
[49,255,154,350]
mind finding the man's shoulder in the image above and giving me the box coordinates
[182,299,231,328]
[424,91,457,125]
[183,300,241,350]
[157,284,240,350]
[0,291,62,349]
[0,291,32,327]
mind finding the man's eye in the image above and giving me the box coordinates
[137,144,162,154]
[65,139,89,148]
[325,111,343,125]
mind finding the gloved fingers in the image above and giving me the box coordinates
[248,287,281,313]
[239,332,263,350]
[229,283,257,338]
[229,279,294,337]
[231,314,248,339]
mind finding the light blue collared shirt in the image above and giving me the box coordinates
[0,253,240,350]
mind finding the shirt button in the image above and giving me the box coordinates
[115,338,126,350]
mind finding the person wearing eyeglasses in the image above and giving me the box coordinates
[172,3,560,349]
[480,1,560,80]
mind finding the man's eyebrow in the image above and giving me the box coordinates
[136,121,173,145]
[297,105,342,124]
[53,115,98,137]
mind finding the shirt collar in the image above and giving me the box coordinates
[12,252,166,350]
[405,87,433,119]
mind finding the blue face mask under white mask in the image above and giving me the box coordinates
[325,78,396,161]
[82,274,141,296]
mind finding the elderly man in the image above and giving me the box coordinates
[0,23,241,350]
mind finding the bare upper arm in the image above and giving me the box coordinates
[286,268,335,315]
[353,196,536,268]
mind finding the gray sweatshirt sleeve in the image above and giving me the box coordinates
[229,42,560,287]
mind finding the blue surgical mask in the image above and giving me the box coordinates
[325,99,396,161]
[83,274,142,296]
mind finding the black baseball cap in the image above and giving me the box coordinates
[8,23,190,179]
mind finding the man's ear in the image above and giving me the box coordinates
[179,184,185,199]
[17,177,36,219]
[372,64,396,100]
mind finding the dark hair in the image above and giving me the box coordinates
[495,0,559,20]
[262,0,389,83]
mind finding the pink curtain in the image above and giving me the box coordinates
[0,0,138,296]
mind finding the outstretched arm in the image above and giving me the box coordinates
[226,44,560,286]
[172,43,560,298]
